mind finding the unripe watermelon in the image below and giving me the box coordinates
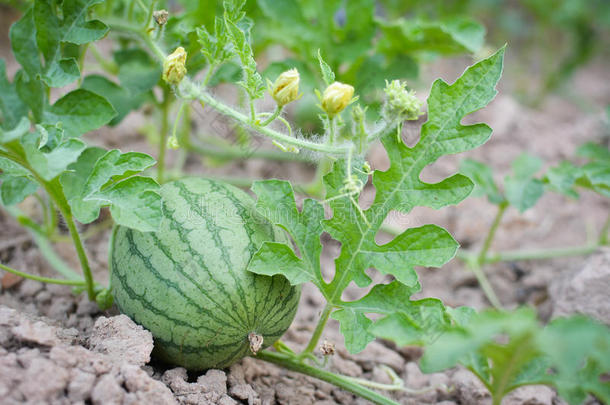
[110,178,300,370]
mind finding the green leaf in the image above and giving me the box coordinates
[43,89,116,138]
[0,174,38,206]
[81,75,147,125]
[374,47,505,214]
[86,176,162,232]
[15,70,46,121]
[577,142,610,162]
[60,0,108,45]
[41,58,80,87]
[580,161,610,198]
[0,117,30,144]
[504,153,544,212]
[19,128,87,181]
[0,60,28,130]
[10,9,42,78]
[114,49,161,95]
[317,49,335,86]
[249,179,324,287]
[377,17,485,57]
[544,161,581,198]
[59,146,106,223]
[421,309,610,405]
[333,281,449,353]
[541,317,610,405]
[60,148,161,231]
[460,158,504,204]
[331,309,374,354]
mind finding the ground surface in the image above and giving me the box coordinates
[1,7,610,404]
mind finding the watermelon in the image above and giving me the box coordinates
[110,177,300,370]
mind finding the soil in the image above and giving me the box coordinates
[1,7,610,404]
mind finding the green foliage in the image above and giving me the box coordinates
[248,48,505,354]
[461,143,610,214]
[421,307,610,405]
[0,1,162,234]
[544,142,610,199]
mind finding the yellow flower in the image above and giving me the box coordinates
[321,82,354,116]
[269,68,301,106]
[163,47,187,85]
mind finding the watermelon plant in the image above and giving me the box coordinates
[1,1,609,405]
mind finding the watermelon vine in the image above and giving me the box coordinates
[0,1,609,404]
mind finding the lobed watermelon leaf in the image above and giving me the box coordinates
[60,148,162,232]
[248,47,506,353]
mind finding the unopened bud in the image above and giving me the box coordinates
[382,80,423,122]
[321,82,355,117]
[153,10,169,26]
[167,135,180,149]
[163,47,187,85]
[269,68,301,106]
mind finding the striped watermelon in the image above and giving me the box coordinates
[110,177,300,370]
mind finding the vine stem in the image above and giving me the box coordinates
[188,139,311,162]
[478,202,508,265]
[260,105,282,126]
[0,262,86,286]
[0,151,96,299]
[256,350,399,405]
[106,20,352,156]
[4,205,83,281]
[185,83,351,155]
[302,303,334,355]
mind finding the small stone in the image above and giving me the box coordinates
[229,383,260,405]
[18,279,43,297]
[218,394,239,405]
[12,319,63,346]
[19,357,70,402]
[451,368,490,405]
[405,362,430,389]
[121,364,178,404]
[197,369,227,395]
[348,340,405,372]
[91,373,124,405]
[162,367,195,395]
[89,315,154,366]
[45,296,75,320]
[332,356,362,377]
[503,385,555,405]
[68,370,96,401]
[551,248,610,325]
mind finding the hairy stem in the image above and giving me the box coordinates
[256,350,399,405]
[188,139,311,162]
[260,106,282,126]
[302,303,334,355]
[183,83,350,155]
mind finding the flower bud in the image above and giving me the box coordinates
[163,47,187,85]
[269,68,300,106]
[321,82,354,116]
[382,80,423,122]
[153,10,169,26]
[167,135,180,149]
